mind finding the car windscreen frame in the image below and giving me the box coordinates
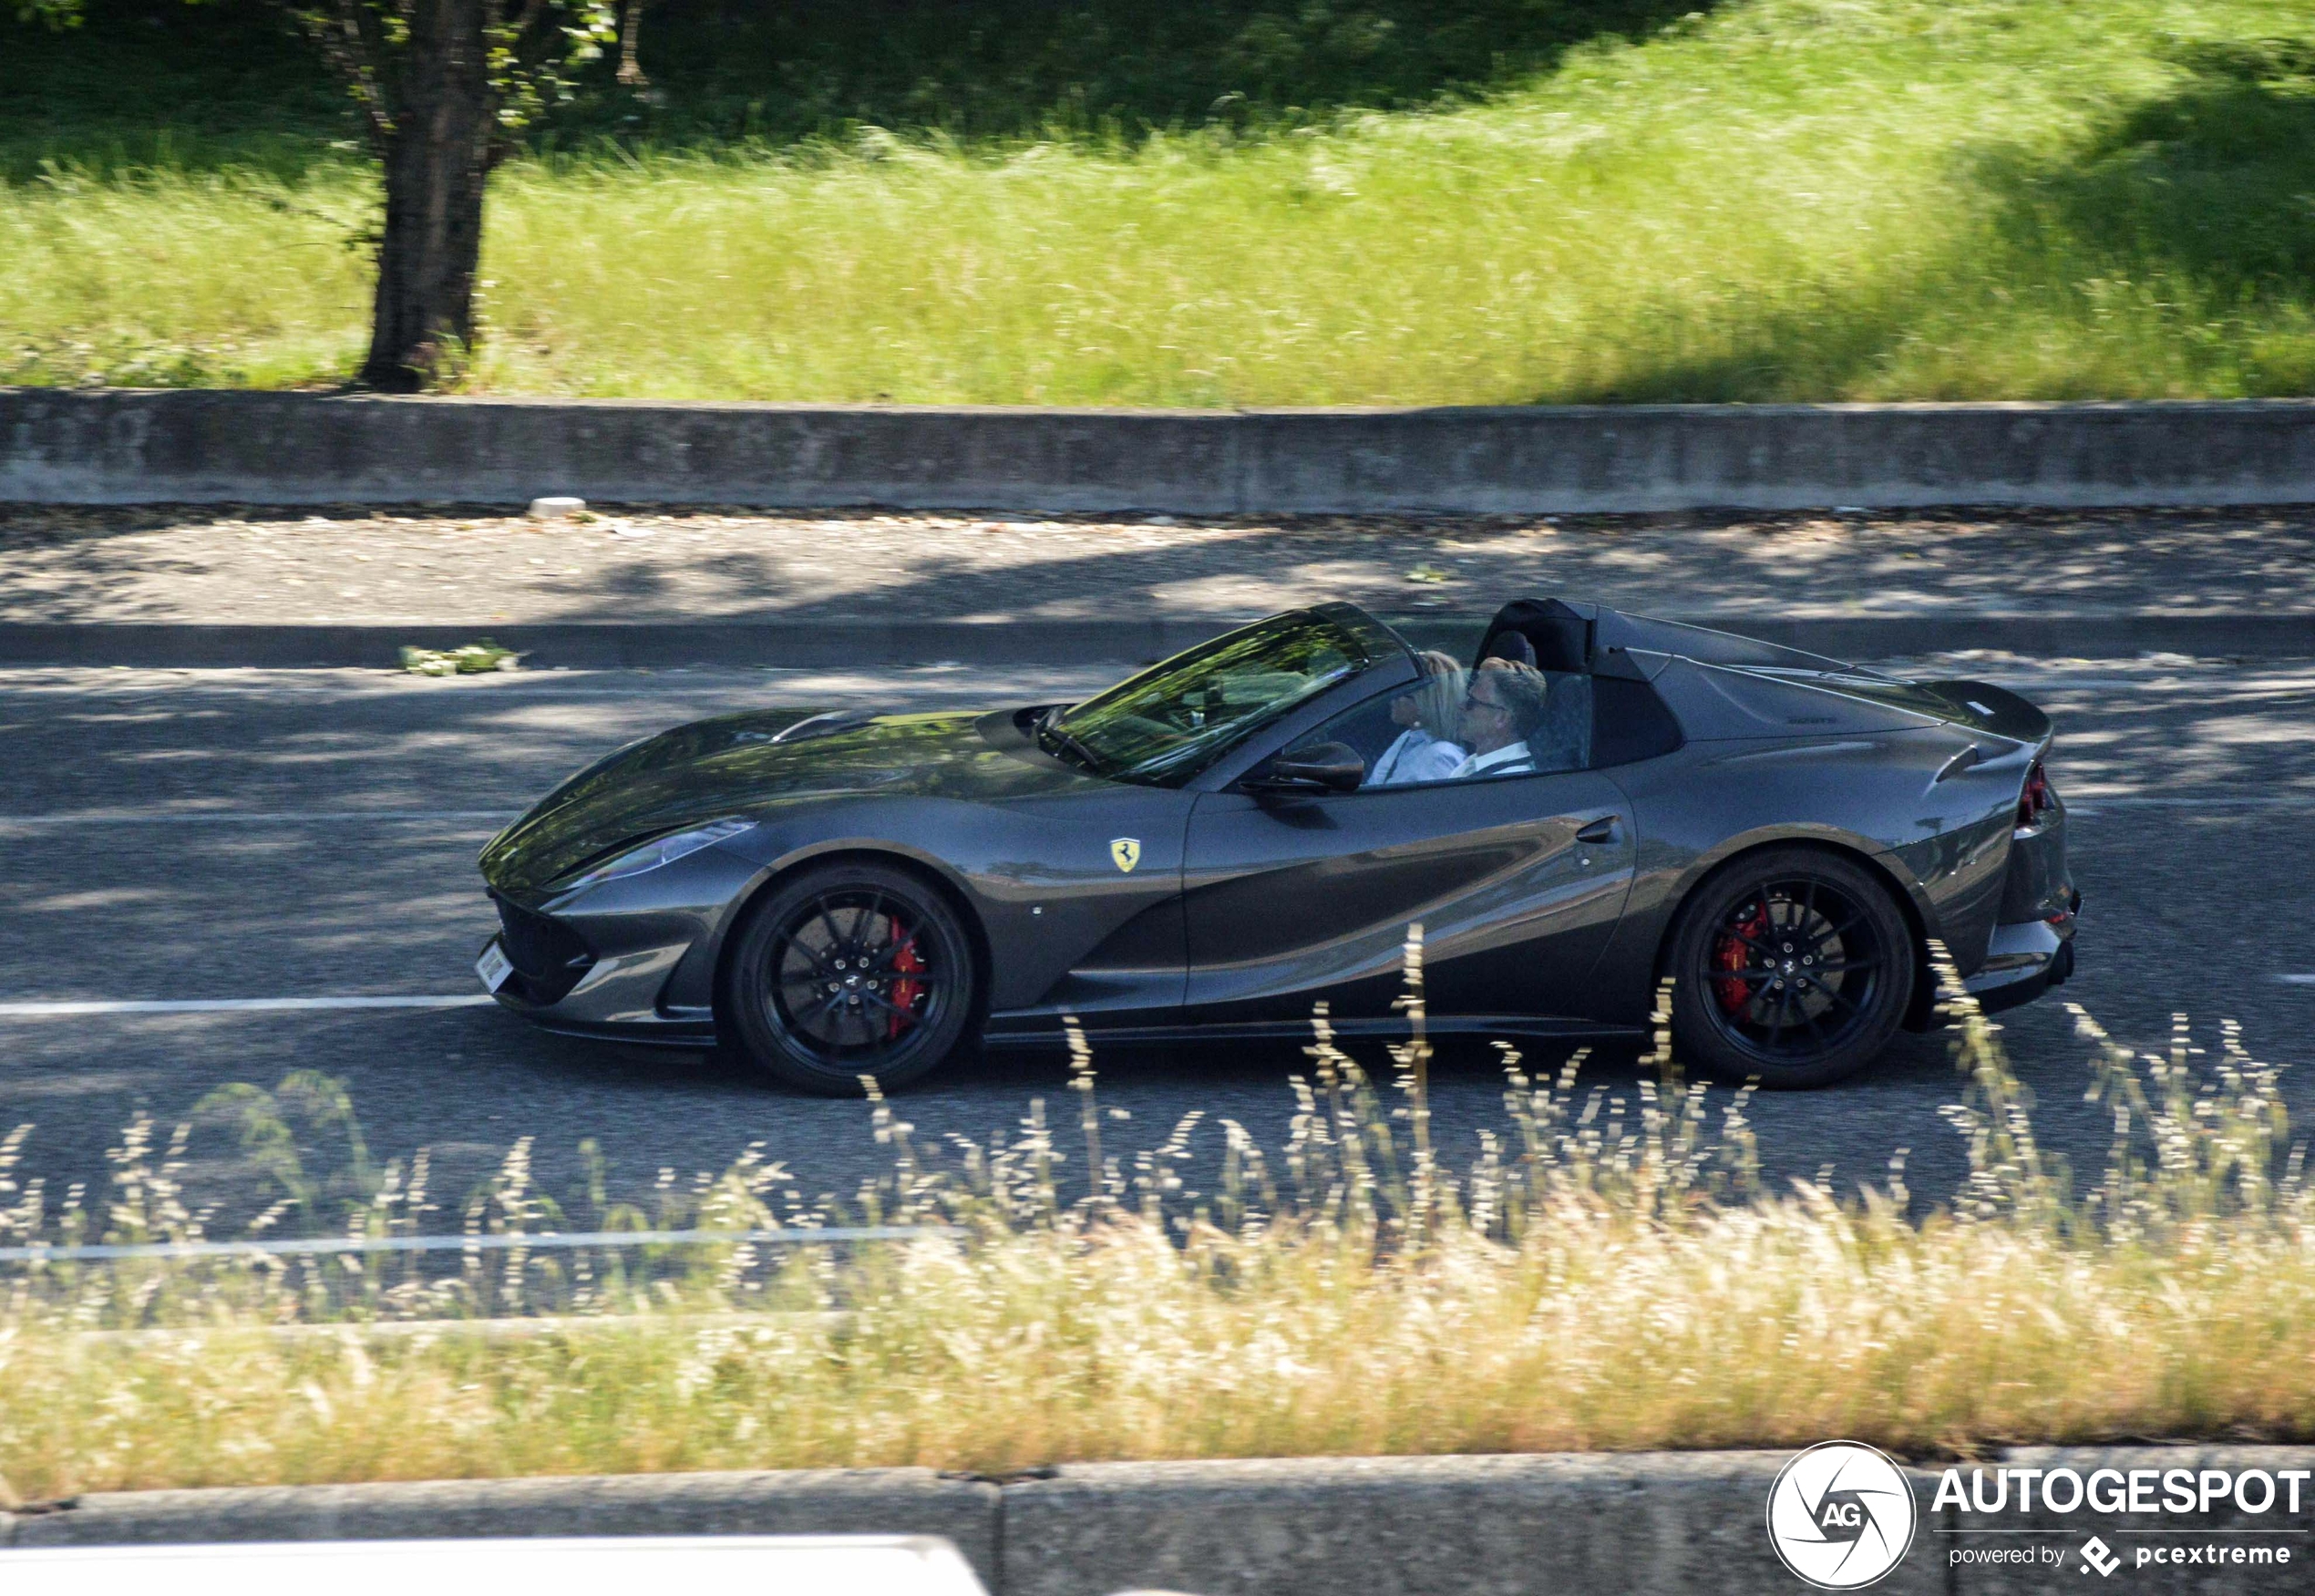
[1053,603,1417,789]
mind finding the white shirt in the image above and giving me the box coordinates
[1370,728,1466,786]
[1449,741,1535,781]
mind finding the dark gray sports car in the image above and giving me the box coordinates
[475,599,2077,1093]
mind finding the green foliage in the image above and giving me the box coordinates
[5,0,624,173]
[399,639,520,674]
[5,0,2315,403]
[0,3,347,182]
[575,0,1711,147]
[188,1071,377,1221]
[2,0,1715,174]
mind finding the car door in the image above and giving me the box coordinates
[1179,685,1638,1028]
[973,779,1197,1028]
[980,603,1419,1039]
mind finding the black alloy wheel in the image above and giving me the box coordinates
[725,861,978,1095]
[1665,847,1916,1087]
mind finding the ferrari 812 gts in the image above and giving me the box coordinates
[477,599,2077,1092]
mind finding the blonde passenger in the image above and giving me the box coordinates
[1370,650,1467,786]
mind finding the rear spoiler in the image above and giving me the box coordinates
[1917,679,2053,748]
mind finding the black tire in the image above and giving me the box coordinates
[1664,847,1916,1088]
[722,861,978,1096]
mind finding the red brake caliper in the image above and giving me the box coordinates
[1712,901,1768,1014]
[887,920,925,1039]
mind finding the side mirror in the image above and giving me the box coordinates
[1247,741,1364,796]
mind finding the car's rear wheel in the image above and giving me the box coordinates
[1665,848,1915,1088]
[724,861,977,1095]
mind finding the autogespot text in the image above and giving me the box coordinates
[1939,1466,2305,1570]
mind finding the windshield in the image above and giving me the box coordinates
[1042,610,1387,785]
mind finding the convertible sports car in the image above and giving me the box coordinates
[475,599,2078,1093]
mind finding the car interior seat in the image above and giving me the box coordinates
[1475,599,1595,770]
[1475,598,1593,674]
[1482,630,1537,667]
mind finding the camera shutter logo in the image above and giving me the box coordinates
[1765,1441,1919,1590]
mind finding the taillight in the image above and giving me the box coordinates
[2017,761,2053,829]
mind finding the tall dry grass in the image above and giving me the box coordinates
[2,948,2312,1505]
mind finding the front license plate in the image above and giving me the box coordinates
[476,939,515,994]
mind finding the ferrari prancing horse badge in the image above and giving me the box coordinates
[1110,837,1141,873]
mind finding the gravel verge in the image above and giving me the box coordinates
[5,504,2313,631]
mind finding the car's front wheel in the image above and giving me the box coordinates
[1665,848,1916,1088]
[724,861,978,1095]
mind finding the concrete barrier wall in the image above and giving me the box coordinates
[0,1469,1004,1587]
[8,1448,2311,1594]
[1000,1453,1941,1596]
[7,389,2315,511]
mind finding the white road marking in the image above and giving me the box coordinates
[2066,796,2315,811]
[0,809,517,826]
[0,995,496,1016]
[0,665,1118,698]
[2274,975,2315,987]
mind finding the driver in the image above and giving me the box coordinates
[1369,650,1467,786]
[1451,661,1548,779]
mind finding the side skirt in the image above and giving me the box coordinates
[516,1013,721,1050]
[979,1014,1650,1050]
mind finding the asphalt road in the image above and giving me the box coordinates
[3,652,2311,1232]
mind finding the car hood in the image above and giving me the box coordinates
[479,705,1080,895]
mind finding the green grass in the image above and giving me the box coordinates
[6,0,2315,402]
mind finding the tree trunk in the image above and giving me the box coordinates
[360,0,493,392]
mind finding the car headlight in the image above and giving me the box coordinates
[561,819,754,891]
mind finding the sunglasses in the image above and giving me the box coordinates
[1464,690,1507,712]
